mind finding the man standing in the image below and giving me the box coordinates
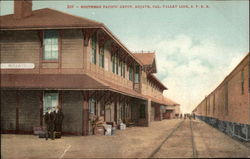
[54,106,64,138]
[44,107,55,140]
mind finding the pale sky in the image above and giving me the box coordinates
[1,0,249,113]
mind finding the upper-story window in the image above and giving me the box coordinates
[115,54,119,75]
[135,65,140,83]
[112,55,115,73]
[122,62,126,78]
[129,66,133,81]
[91,34,97,64]
[43,30,59,60]
[118,60,122,76]
[99,46,104,68]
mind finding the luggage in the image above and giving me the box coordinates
[54,132,61,138]
[38,131,46,138]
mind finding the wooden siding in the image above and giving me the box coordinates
[1,29,166,103]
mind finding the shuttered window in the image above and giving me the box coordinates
[43,30,59,60]
[112,55,115,73]
[91,34,97,64]
[129,66,133,81]
[99,47,104,68]
[135,65,140,83]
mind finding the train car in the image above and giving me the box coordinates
[193,52,250,141]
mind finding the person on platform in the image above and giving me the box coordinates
[193,113,196,120]
[54,106,64,136]
[44,107,55,140]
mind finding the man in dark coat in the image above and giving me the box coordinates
[54,106,64,133]
[44,107,55,140]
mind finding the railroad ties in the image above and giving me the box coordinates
[148,119,197,158]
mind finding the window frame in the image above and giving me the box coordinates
[134,65,140,83]
[129,66,133,81]
[89,98,97,115]
[91,34,97,64]
[43,30,59,61]
[99,46,105,68]
[43,91,59,115]
[112,55,115,73]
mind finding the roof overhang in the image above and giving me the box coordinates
[0,73,147,100]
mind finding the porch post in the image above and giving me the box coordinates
[82,91,89,136]
[38,91,43,126]
[16,90,20,134]
[146,99,151,127]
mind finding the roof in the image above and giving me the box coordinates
[0,73,147,100]
[163,97,180,106]
[150,96,179,106]
[0,8,103,29]
[0,74,108,90]
[133,52,155,66]
[148,74,168,90]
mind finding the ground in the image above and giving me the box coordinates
[1,119,250,159]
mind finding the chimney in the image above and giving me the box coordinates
[14,0,32,19]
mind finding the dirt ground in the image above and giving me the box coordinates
[192,120,250,158]
[1,119,249,159]
[1,120,181,159]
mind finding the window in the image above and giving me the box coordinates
[89,98,96,114]
[122,62,126,78]
[120,61,123,76]
[129,66,133,81]
[99,47,104,68]
[135,65,140,83]
[241,70,244,94]
[43,92,59,114]
[91,34,97,64]
[118,60,122,76]
[112,55,115,73]
[115,55,118,75]
[43,30,59,60]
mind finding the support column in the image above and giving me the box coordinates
[114,101,117,123]
[146,99,151,127]
[38,91,43,126]
[82,91,89,136]
[16,90,20,134]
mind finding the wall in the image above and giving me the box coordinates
[62,91,83,135]
[227,63,249,124]
[19,90,40,132]
[1,90,17,132]
[61,29,84,69]
[0,30,40,74]
[193,54,249,125]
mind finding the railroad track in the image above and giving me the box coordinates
[190,119,198,158]
[193,121,214,158]
[148,119,198,158]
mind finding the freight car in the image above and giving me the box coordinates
[192,52,250,141]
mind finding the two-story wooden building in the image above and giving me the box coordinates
[0,0,180,135]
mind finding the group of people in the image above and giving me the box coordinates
[44,106,64,140]
[176,113,195,120]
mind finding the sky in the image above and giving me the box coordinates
[1,0,249,113]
